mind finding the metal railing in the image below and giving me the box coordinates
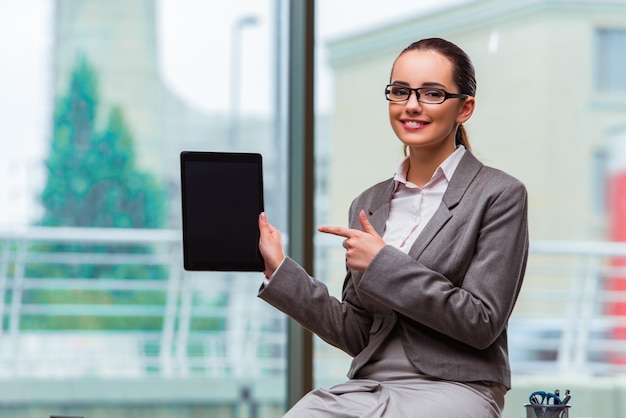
[2,227,626,380]
[510,240,626,376]
[0,226,286,379]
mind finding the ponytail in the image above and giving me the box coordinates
[456,124,471,150]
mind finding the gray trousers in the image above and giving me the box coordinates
[283,377,506,418]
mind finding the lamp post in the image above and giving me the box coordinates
[229,15,259,149]
[227,17,261,411]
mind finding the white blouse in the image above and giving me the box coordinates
[383,146,466,252]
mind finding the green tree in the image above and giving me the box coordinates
[40,55,167,229]
[40,54,99,227]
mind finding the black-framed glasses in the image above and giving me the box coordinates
[385,84,470,104]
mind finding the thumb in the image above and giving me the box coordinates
[359,210,378,236]
[259,212,270,232]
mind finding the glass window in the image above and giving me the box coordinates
[0,0,289,416]
[596,28,626,91]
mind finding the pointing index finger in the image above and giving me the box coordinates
[318,225,356,238]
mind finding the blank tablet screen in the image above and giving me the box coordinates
[180,151,265,271]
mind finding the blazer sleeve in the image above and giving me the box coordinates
[357,176,529,350]
[258,257,373,356]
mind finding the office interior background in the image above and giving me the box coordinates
[1,0,626,417]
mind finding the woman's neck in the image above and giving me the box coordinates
[406,145,457,187]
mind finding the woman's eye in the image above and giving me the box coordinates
[423,89,445,99]
[391,87,410,96]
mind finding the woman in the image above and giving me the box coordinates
[257,37,528,417]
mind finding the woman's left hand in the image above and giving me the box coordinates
[318,210,386,272]
[258,212,285,279]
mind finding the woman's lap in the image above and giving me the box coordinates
[283,377,505,418]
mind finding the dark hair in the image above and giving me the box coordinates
[393,38,476,150]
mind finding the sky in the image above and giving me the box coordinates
[0,0,52,226]
[0,0,51,157]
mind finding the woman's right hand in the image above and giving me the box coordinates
[258,212,285,279]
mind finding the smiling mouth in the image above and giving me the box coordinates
[403,120,427,128]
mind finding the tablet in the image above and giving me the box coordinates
[180,151,265,272]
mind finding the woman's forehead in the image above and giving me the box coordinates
[391,49,455,87]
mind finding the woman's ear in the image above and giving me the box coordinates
[456,97,475,124]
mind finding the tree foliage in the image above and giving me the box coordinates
[39,54,167,229]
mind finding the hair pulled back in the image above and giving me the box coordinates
[395,38,476,150]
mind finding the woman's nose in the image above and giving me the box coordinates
[404,91,423,112]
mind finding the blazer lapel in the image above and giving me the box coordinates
[366,179,395,235]
[407,151,483,259]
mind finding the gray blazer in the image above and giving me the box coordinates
[259,151,529,389]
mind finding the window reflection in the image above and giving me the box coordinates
[0,0,288,416]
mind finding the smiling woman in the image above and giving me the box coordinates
[386,41,476,187]
[258,37,528,418]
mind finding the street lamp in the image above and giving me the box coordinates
[227,17,261,406]
[229,15,259,148]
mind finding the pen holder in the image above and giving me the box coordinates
[524,403,570,418]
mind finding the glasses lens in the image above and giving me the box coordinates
[386,86,449,103]
[386,85,410,101]
[418,88,446,104]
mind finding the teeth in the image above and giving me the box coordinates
[405,121,425,127]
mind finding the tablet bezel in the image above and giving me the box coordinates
[180,151,265,272]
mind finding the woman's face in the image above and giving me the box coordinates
[388,49,474,154]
